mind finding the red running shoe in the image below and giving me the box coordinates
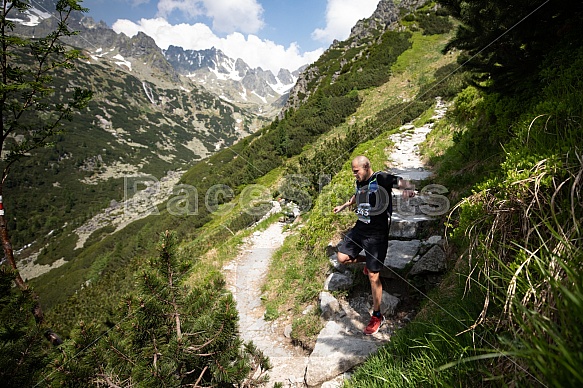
[364,314,385,335]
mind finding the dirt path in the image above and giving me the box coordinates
[223,223,311,387]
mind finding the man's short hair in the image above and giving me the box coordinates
[352,155,371,169]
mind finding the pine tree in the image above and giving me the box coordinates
[0,267,50,387]
[47,231,270,387]
[439,0,583,93]
[0,2,91,385]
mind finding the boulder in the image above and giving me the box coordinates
[409,245,446,276]
[389,213,434,238]
[381,291,400,317]
[384,240,420,270]
[389,217,418,238]
[283,324,293,338]
[324,272,353,291]
[424,235,443,245]
[320,291,341,320]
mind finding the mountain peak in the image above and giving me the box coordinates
[163,46,299,115]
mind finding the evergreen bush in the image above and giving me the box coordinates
[46,231,270,387]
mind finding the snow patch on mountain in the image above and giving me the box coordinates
[7,7,51,27]
[113,54,132,71]
[164,46,299,103]
[252,91,267,104]
[270,78,296,95]
[142,82,156,105]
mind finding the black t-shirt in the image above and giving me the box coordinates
[352,171,398,236]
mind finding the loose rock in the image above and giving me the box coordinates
[409,244,446,276]
[320,291,341,320]
[324,272,354,291]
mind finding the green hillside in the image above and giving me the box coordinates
[5,48,266,253]
[2,0,582,386]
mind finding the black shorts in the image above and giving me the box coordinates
[337,229,388,272]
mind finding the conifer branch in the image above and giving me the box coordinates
[108,344,136,366]
[96,374,122,388]
[193,365,208,387]
[185,322,225,353]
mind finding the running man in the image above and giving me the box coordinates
[333,155,415,335]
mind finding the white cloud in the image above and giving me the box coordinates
[112,18,322,73]
[113,18,220,49]
[219,33,323,73]
[156,0,264,34]
[312,0,380,43]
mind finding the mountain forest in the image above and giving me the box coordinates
[1,0,582,386]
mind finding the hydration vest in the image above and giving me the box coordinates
[354,172,393,224]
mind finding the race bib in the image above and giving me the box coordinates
[355,178,378,224]
[356,202,371,223]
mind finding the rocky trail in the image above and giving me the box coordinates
[224,98,448,387]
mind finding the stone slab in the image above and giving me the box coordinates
[409,244,446,276]
[324,272,354,291]
[384,239,421,270]
[305,321,382,386]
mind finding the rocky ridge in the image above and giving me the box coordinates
[282,0,427,116]
[11,1,298,117]
[164,46,303,102]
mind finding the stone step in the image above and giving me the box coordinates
[382,239,421,275]
[388,167,433,182]
[305,321,384,386]
[381,236,445,278]
[389,211,435,239]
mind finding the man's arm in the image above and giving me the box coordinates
[396,177,416,198]
[333,195,355,213]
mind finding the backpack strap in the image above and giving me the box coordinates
[354,172,379,195]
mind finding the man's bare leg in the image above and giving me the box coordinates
[336,252,366,265]
[337,252,382,310]
[368,271,382,312]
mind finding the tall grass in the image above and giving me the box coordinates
[448,47,583,381]
[456,153,583,385]
[449,51,583,384]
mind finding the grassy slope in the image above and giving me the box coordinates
[346,27,583,388]
[249,30,458,347]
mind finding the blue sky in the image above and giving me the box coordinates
[79,0,381,73]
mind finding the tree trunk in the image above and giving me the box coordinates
[0,215,26,289]
[0,203,44,324]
